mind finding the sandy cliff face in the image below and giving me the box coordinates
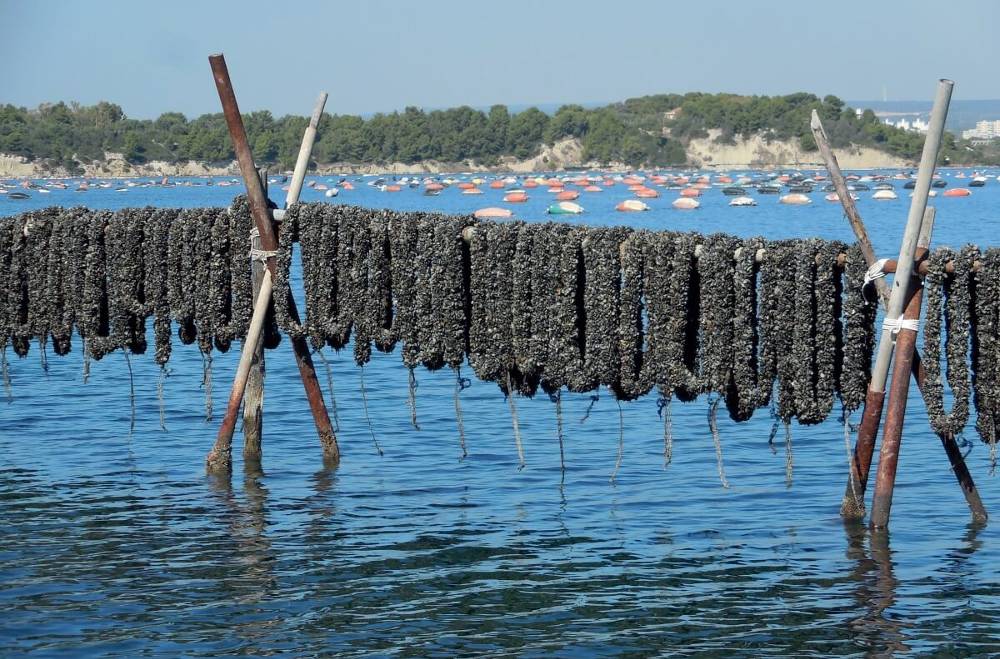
[1,133,912,178]
[685,130,912,170]
[0,152,238,178]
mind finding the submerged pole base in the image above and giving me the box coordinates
[841,389,886,520]
[205,446,232,474]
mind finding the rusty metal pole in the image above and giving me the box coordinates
[869,80,954,529]
[813,111,986,523]
[206,54,338,472]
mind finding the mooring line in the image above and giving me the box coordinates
[315,348,340,432]
[359,366,383,456]
[551,390,566,475]
[506,372,525,470]
[453,366,469,460]
[610,400,625,484]
[407,366,420,431]
[708,395,730,489]
[1,344,12,403]
[124,351,136,435]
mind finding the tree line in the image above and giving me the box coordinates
[0,93,986,174]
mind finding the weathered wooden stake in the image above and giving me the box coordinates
[812,110,986,523]
[869,79,954,529]
[206,54,337,472]
[243,168,268,464]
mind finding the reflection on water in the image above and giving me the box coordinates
[3,178,1000,654]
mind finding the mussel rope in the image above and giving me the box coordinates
[972,248,1000,446]
[923,246,974,439]
[726,237,765,421]
[613,230,653,401]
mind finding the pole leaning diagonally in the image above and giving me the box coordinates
[206,53,336,472]
[810,110,986,523]
[868,79,953,529]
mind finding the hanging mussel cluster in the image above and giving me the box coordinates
[0,203,252,406]
[922,245,1000,445]
[271,203,881,430]
[5,200,1000,448]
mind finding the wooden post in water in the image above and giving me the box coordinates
[243,168,268,464]
[206,53,337,472]
[811,109,986,523]
[868,79,953,529]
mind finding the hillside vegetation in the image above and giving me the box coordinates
[0,93,987,174]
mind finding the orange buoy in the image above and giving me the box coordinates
[556,190,580,201]
[672,197,700,210]
[341,182,354,190]
[489,180,505,189]
[616,199,650,212]
[602,179,616,186]
[943,188,971,197]
[584,185,603,192]
[385,184,401,192]
[635,187,659,198]
[680,187,701,197]
[523,179,538,189]
[462,187,483,195]
[504,191,528,203]
[622,176,643,186]
[474,207,513,219]
[546,178,563,188]
[425,182,444,192]
[457,181,475,190]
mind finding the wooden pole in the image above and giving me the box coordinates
[287,93,328,207]
[206,54,337,472]
[810,109,890,307]
[243,168,268,464]
[812,111,986,522]
[869,79,954,529]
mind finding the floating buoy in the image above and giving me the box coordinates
[635,187,660,198]
[584,185,603,192]
[503,191,528,203]
[523,179,538,189]
[547,201,584,215]
[616,199,650,212]
[474,207,513,219]
[672,197,700,210]
[780,193,812,205]
[556,190,580,201]
[680,187,701,198]
[728,196,756,207]
[872,189,898,201]
[462,187,483,195]
[325,188,339,197]
[489,180,505,189]
[457,182,475,190]
[943,188,971,197]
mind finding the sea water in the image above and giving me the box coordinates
[2,172,999,655]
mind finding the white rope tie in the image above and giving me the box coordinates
[863,258,889,289]
[882,316,920,337]
[248,248,277,263]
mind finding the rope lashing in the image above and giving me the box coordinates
[882,316,921,337]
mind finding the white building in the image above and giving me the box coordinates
[962,120,1000,140]
[882,116,929,133]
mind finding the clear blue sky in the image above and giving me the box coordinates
[1,0,997,119]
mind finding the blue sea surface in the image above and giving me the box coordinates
[2,171,1000,656]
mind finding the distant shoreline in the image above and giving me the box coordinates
[0,135,932,179]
